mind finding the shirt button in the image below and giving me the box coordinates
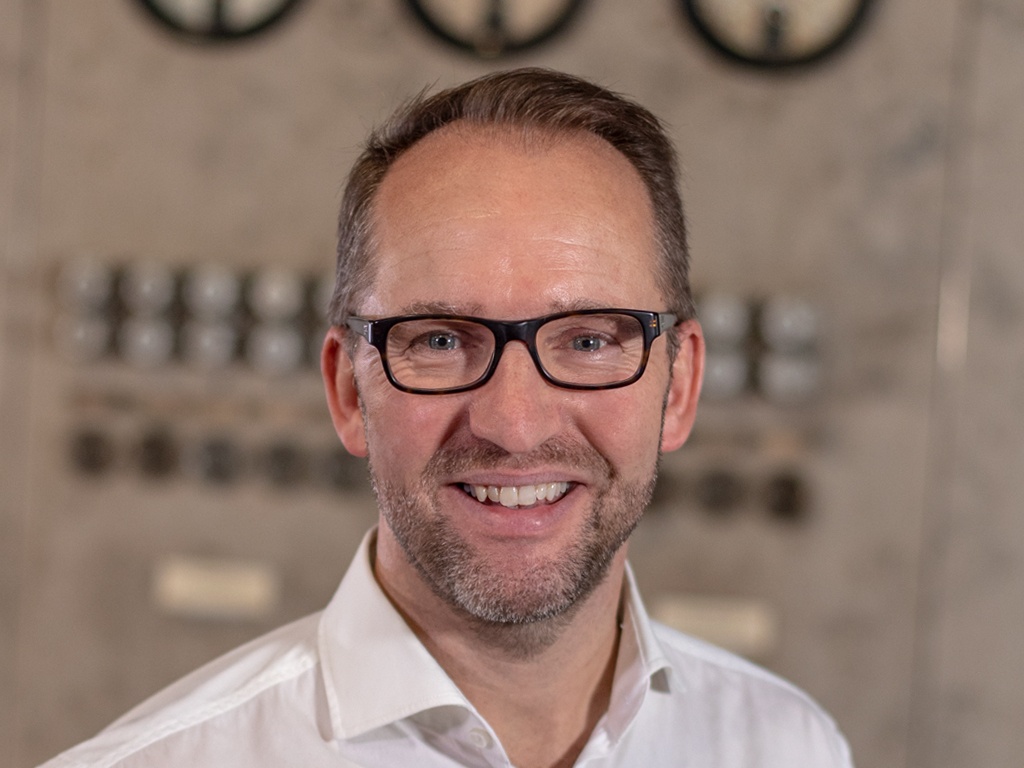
[468,727,494,750]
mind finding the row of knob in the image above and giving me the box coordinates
[58,259,333,320]
[58,260,819,351]
[68,426,809,521]
[56,314,326,373]
[69,427,367,492]
[54,260,825,400]
[651,468,811,522]
[55,259,335,372]
[697,294,823,403]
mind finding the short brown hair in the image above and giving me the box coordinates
[328,67,693,325]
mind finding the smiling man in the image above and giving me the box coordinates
[41,69,853,768]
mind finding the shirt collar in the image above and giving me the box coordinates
[317,530,679,744]
[317,530,470,739]
[594,562,678,748]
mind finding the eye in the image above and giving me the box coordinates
[427,332,460,351]
[571,335,607,352]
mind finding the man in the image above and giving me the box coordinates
[42,68,852,768]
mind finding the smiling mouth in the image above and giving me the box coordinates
[461,482,572,509]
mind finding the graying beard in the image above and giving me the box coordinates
[371,463,654,659]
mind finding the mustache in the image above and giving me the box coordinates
[422,434,614,481]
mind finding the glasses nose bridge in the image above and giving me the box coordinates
[488,317,545,378]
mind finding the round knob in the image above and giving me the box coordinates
[183,264,241,319]
[182,320,238,369]
[120,263,176,316]
[118,317,176,367]
[137,428,179,479]
[760,296,819,352]
[264,440,306,488]
[320,447,366,492]
[70,428,115,475]
[58,258,114,312]
[698,293,752,348]
[54,314,112,362]
[649,471,685,512]
[695,469,745,516]
[248,269,304,321]
[194,436,243,485]
[246,323,305,374]
[702,350,751,400]
[759,353,821,403]
[764,471,809,522]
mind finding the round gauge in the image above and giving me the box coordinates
[402,0,590,58]
[132,0,306,43]
[680,0,874,68]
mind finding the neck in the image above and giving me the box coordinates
[373,530,628,768]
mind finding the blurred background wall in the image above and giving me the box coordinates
[2,1,1022,767]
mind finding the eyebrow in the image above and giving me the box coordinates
[399,301,484,315]
[396,298,609,317]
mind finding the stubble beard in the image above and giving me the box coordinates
[369,435,657,655]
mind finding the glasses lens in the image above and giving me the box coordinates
[385,318,494,391]
[538,313,646,386]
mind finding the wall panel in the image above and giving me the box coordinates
[3,1,1019,767]
[912,3,1024,765]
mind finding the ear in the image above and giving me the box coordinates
[322,326,368,457]
[660,319,704,453]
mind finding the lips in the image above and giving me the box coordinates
[461,482,571,509]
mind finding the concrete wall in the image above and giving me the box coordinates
[2,1,1021,766]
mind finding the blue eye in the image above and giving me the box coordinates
[428,333,459,351]
[572,336,606,352]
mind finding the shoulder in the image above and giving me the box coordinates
[40,613,324,768]
[649,621,854,766]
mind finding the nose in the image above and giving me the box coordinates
[466,341,563,454]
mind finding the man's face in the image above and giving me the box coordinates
[326,126,702,625]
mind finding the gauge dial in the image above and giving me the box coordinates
[403,0,590,58]
[681,0,873,68]
[133,0,306,43]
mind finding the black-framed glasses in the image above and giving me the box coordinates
[346,309,678,395]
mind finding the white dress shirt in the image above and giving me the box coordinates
[41,530,853,767]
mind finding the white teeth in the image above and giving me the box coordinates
[518,485,537,506]
[464,482,570,508]
[541,482,561,501]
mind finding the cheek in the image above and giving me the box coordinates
[578,388,666,476]
[358,378,463,470]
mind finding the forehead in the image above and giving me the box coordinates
[364,124,662,317]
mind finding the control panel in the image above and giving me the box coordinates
[51,256,826,528]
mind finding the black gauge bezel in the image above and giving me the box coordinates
[132,0,307,44]
[680,0,875,69]
[402,0,591,58]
